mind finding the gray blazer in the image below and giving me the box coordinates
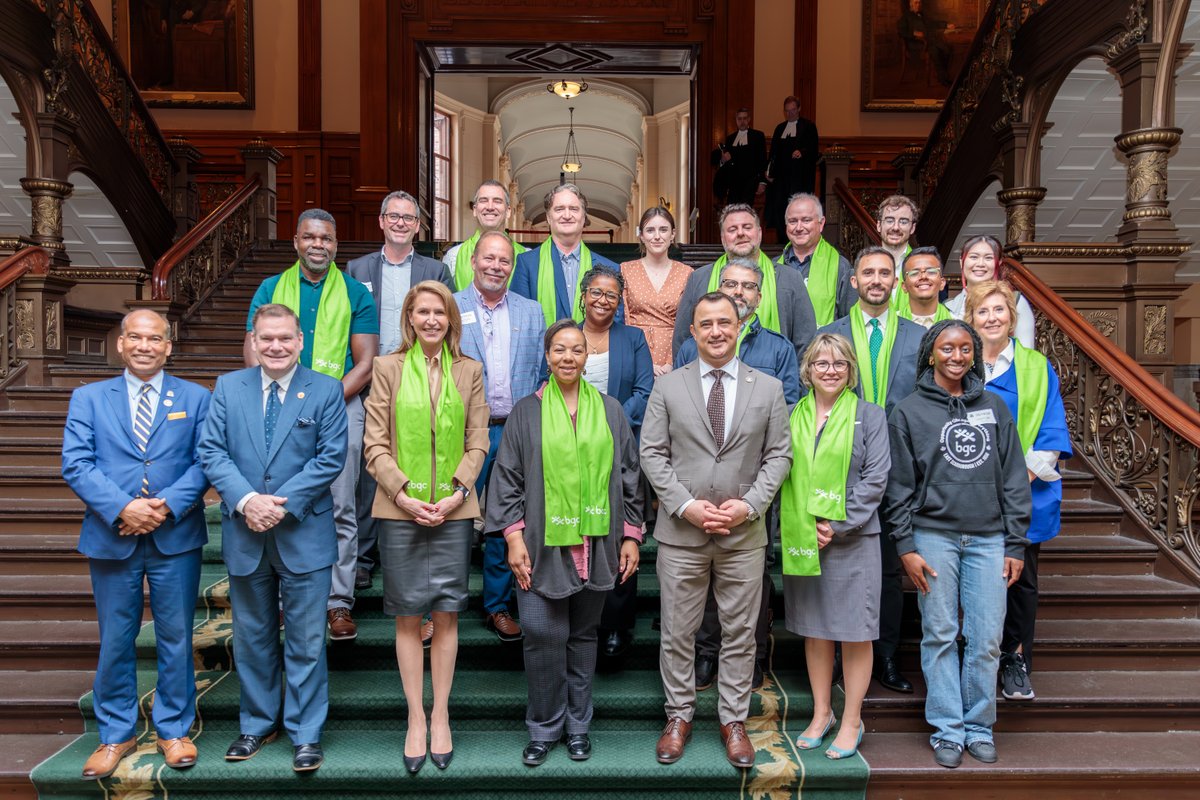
[671,260,817,363]
[346,250,455,330]
[817,314,925,419]
[825,400,891,537]
[640,360,792,551]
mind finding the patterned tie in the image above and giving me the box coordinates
[707,369,726,450]
[868,318,883,405]
[264,381,281,452]
[132,383,153,496]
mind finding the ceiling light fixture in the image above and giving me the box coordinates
[547,79,588,99]
[561,106,582,174]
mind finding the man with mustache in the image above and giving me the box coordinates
[875,195,920,283]
[818,246,925,694]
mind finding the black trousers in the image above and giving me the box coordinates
[873,529,904,662]
[1001,542,1041,671]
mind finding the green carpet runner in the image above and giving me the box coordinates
[31,505,869,798]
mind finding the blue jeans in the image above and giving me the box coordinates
[478,422,514,614]
[913,528,1007,749]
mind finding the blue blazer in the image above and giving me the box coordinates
[598,321,654,433]
[510,241,621,323]
[198,365,348,576]
[675,319,801,405]
[818,314,925,418]
[454,288,546,408]
[63,373,211,560]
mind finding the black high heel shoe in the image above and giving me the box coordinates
[430,750,453,769]
[403,752,426,775]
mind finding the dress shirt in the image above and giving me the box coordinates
[910,312,937,329]
[676,357,751,519]
[986,340,1061,482]
[473,284,513,418]
[124,369,164,426]
[862,306,890,334]
[733,130,748,147]
[236,364,299,514]
[380,247,415,355]
[559,244,582,308]
[782,120,797,138]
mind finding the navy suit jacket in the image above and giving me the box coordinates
[346,250,455,331]
[510,241,620,323]
[598,321,654,433]
[454,287,546,408]
[818,314,925,417]
[675,319,801,405]
[198,364,348,576]
[63,373,211,560]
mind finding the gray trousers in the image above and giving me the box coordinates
[328,393,362,610]
[515,587,606,740]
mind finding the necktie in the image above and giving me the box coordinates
[133,383,153,496]
[265,381,281,452]
[868,319,882,404]
[707,369,726,450]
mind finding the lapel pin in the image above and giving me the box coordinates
[166,389,175,397]
[745,376,752,383]
[297,392,305,399]
[163,399,174,407]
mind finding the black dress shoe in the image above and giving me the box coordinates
[601,630,631,658]
[292,743,324,772]
[430,749,453,770]
[403,752,426,774]
[565,733,591,761]
[354,567,372,591]
[695,654,717,691]
[522,739,555,766]
[876,657,914,693]
[225,731,277,761]
[751,660,765,691]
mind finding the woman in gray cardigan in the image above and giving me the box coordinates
[485,320,643,767]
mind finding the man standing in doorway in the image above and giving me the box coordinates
[764,96,819,241]
[711,107,767,207]
[443,180,529,292]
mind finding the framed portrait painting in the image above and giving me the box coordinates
[862,0,985,111]
[114,0,254,109]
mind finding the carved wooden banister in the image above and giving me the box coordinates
[831,178,882,259]
[0,247,51,381]
[152,175,262,307]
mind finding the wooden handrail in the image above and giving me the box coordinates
[832,178,882,246]
[0,246,50,288]
[152,175,262,301]
[506,229,616,244]
[1004,257,1200,447]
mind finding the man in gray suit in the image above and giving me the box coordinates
[671,204,816,363]
[347,190,454,594]
[818,245,924,695]
[642,292,792,770]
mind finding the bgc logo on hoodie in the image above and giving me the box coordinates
[939,419,991,470]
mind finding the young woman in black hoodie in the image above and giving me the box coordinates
[883,319,1032,769]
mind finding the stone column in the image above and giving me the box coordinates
[241,137,284,240]
[20,178,74,266]
[167,135,203,235]
[996,187,1046,246]
[1114,127,1183,241]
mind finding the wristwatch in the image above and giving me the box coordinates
[743,498,759,522]
[455,484,470,499]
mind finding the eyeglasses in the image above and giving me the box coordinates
[719,279,760,292]
[382,212,419,225]
[586,288,620,303]
[905,266,943,279]
[811,360,850,374]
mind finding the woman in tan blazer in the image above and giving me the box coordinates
[363,280,489,774]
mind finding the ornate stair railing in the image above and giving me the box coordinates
[151,175,261,313]
[830,177,882,259]
[0,247,51,383]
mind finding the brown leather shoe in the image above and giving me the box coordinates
[421,616,435,648]
[157,736,197,769]
[327,608,357,640]
[656,716,692,764]
[720,721,756,768]
[81,737,136,779]
[486,610,523,641]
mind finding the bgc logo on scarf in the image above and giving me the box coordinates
[584,505,606,516]
[812,487,843,503]
[551,515,581,527]
[314,357,343,373]
[788,546,817,559]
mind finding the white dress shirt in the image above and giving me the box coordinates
[986,340,1061,482]
[677,357,748,518]
[237,364,300,513]
[124,369,164,426]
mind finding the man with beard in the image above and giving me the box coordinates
[776,193,854,327]
[672,204,815,363]
[245,209,378,641]
[818,246,924,695]
[875,195,919,284]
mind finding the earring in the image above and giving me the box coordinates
[928,357,935,365]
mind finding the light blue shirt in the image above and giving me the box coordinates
[380,248,414,355]
[559,245,582,308]
[472,284,513,418]
[123,369,164,426]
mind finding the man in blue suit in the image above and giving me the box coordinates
[510,183,618,325]
[62,309,211,778]
[199,304,348,772]
[454,231,545,642]
[818,245,924,695]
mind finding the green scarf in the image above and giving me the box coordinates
[394,343,466,503]
[896,294,954,325]
[779,238,839,326]
[1012,340,1049,454]
[779,389,858,576]
[271,261,351,380]
[708,251,780,333]
[541,378,613,546]
[452,230,528,292]
[849,303,897,407]
[536,239,591,326]
[888,244,914,313]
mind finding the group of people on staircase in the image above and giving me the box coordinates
[60,176,1070,781]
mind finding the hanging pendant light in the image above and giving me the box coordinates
[561,106,582,174]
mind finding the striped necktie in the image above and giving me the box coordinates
[132,383,153,496]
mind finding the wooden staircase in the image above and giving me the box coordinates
[0,240,1198,798]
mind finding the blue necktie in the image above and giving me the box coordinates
[265,381,281,451]
[133,383,153,496]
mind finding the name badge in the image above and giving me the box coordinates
[167,411,188,421]
[967,409,996,426]
[460,310,478,326]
